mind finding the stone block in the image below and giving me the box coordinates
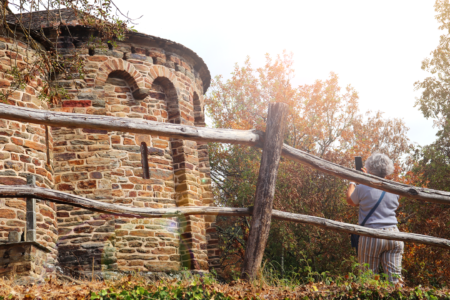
[8,231,21,242]
[0,79,11,88]
[144,261,179,272]
[130,230,154,237]
[0,152,11,159]
[62,100,92,107]
[4,144,24,153]
[24,140,46,151]
[54,152,76,161]
[132,88,150,100]
[57,183,75,191]
[0,209,16,218]
[0,242,53,281]
[4,161,23,171]
[61,172,88,182]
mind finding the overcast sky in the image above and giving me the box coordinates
[114,0,443,146]
[28,0,440,146]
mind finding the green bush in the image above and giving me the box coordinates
[91,283,233,300]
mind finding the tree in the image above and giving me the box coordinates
[413,0,450,192]
[206,52,411,280]
[415,0,450,138]
[403,0,450,287]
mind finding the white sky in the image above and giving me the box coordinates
[113,0,442,146]
[20,0,440,146]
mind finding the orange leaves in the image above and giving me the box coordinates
[0,275,106,299]
[206,52,298,132]
[208,52,416,282]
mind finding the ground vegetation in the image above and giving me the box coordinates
[1,270,450,299]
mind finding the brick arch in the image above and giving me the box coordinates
[150,75,185,124]
[146,65,179,88]
[95,58,148,100]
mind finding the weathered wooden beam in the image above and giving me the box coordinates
[281,145,450,205]
[242,102,289,280]
[0,103,262,146]
[0,185,449,249]
[0,185,249,218]
[1,103,450,205]
[270,210,450,249]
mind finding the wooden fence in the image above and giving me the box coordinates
[0,102,449,280]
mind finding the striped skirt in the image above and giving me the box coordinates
[358,226,404,284]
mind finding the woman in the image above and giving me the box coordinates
[346,153,404,284]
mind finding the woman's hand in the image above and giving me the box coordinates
[361,167,368,174]
[346,183,358,207]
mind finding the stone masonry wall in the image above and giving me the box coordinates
[52,43,210,274]
[0,37,57,273]
[0,242,54,283]
[0,26,215,276]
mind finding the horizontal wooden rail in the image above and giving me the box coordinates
[281,146,450,205]
[0,103,263,146]
[1,103,450,205]
[0,185,449,249]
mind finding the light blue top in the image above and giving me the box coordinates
[350,184,399,229]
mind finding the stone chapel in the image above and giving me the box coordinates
[0,8,218,279]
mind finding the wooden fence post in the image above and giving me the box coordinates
[26,174,37,242]
[242,102,289,281]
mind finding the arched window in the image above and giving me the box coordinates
[152,77,180,124]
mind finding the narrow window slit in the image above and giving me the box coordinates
[140,142,150,179]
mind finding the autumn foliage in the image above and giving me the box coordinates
[1,272,450,299]
[205,52,449,287]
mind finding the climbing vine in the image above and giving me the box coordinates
[0,0,139,104]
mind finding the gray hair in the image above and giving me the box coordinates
[365,153,394,178]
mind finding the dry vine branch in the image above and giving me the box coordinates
[0,0,137,104]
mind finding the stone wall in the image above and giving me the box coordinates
[0,37,58,273]
[0,19,215,276]
[52,43,210,274]
[0,242,54,283]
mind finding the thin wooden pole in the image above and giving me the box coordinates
[242,102,289,281]
[26,174,37,242]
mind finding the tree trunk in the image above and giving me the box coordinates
[241,102,289,281]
